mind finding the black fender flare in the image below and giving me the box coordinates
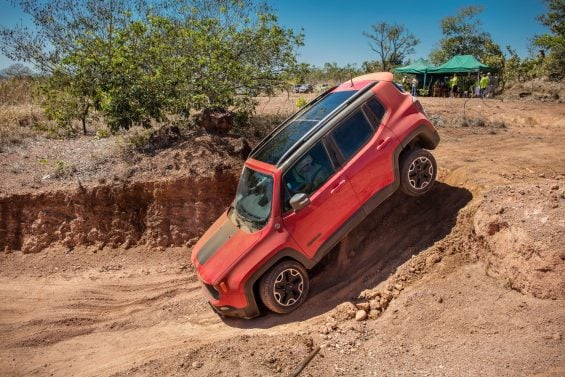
[243,248,314,318]
[394,124,440,181]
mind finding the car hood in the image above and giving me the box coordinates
[191,211,263,284]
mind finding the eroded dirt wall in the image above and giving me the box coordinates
[474,183,565,300]
[0,172,238,253]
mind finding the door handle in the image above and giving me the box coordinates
[330,179,347,194]
[376,137,391,151]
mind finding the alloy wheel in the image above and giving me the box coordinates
[273,268,304,306]
[408,156,433,190]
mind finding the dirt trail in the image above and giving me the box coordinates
[1,97,564,376]
[1,271,217,376]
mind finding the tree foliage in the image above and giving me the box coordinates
[0,0,304,133]
[429,5,504,72]
[363,22,419,72]
[532,0,564,79]
[0,63,34,79]
[293,63,363,87]
[320,62,359,83]
[360,60,382,74]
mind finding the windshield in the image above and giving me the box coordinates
[233,167,273,230]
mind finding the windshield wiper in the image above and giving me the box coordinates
[235,205,265,229]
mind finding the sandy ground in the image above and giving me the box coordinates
[1,96,564,376]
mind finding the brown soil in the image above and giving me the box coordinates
[1,96,564,377]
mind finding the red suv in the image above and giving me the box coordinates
[191,72,439,318]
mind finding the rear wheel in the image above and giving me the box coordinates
[400,148,437,196]
[259,260,309,314]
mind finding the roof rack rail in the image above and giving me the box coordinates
[276,81,377,166]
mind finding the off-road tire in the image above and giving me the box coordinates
[399,148,437,196]
[259,260,309,314]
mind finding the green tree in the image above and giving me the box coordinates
[429,5,503,70]
[292,63,312,85]
[503,46,522,85]
[363,22,419,72]
[321,62,361,84]
[166,2,304,115]
[322,62,342,83]
[0,0,303,133]
[0,0,140,133]
[532,0,565,79]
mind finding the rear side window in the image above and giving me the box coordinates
[330,110,374,161]
[366,99,385,122]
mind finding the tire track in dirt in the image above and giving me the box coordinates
[1,275,201,347]
[0,271,247,376]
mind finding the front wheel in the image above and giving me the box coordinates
[259,260,309,314]
[399,148,437,196]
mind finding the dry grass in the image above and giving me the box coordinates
[0,78,47,151]
[254,92,316,116]
[0,78,35,106]
[0,88,318,152]
[0,104,46,150]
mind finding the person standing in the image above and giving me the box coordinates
[411,77,418,96]
[479,73,490,98]
[449,74,459,97]
[433,80,441,97]
[487,72,494,97]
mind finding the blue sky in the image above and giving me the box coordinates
[269,0,548,66]
[0,0,549,70]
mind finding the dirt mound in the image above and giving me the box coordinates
[197,108,235,134]
[501,78,565,103]
[138,125,182,153]
[0,134,247,253]
[115,333,317,376]
[474,181,565,299]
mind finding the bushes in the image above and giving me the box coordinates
[1,1,304,135]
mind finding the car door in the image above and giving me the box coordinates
[281,141,359,259]
[328,100,398,207]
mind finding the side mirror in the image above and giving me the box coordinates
[289,193,310,212]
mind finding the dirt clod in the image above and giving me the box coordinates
[355,310,368,321]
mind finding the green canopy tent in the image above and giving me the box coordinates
[428,54,491,74]
[428,55,492,93]
[393,58,435,89]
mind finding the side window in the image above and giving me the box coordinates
[366,98,386,122]
[330,110,374,161]
[282,142,334,212]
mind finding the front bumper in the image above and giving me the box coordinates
[208,302,260,319]
[197,277,261,319]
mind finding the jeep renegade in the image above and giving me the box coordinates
[191,72,440,318]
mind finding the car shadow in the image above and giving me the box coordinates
[222,181,472,329]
